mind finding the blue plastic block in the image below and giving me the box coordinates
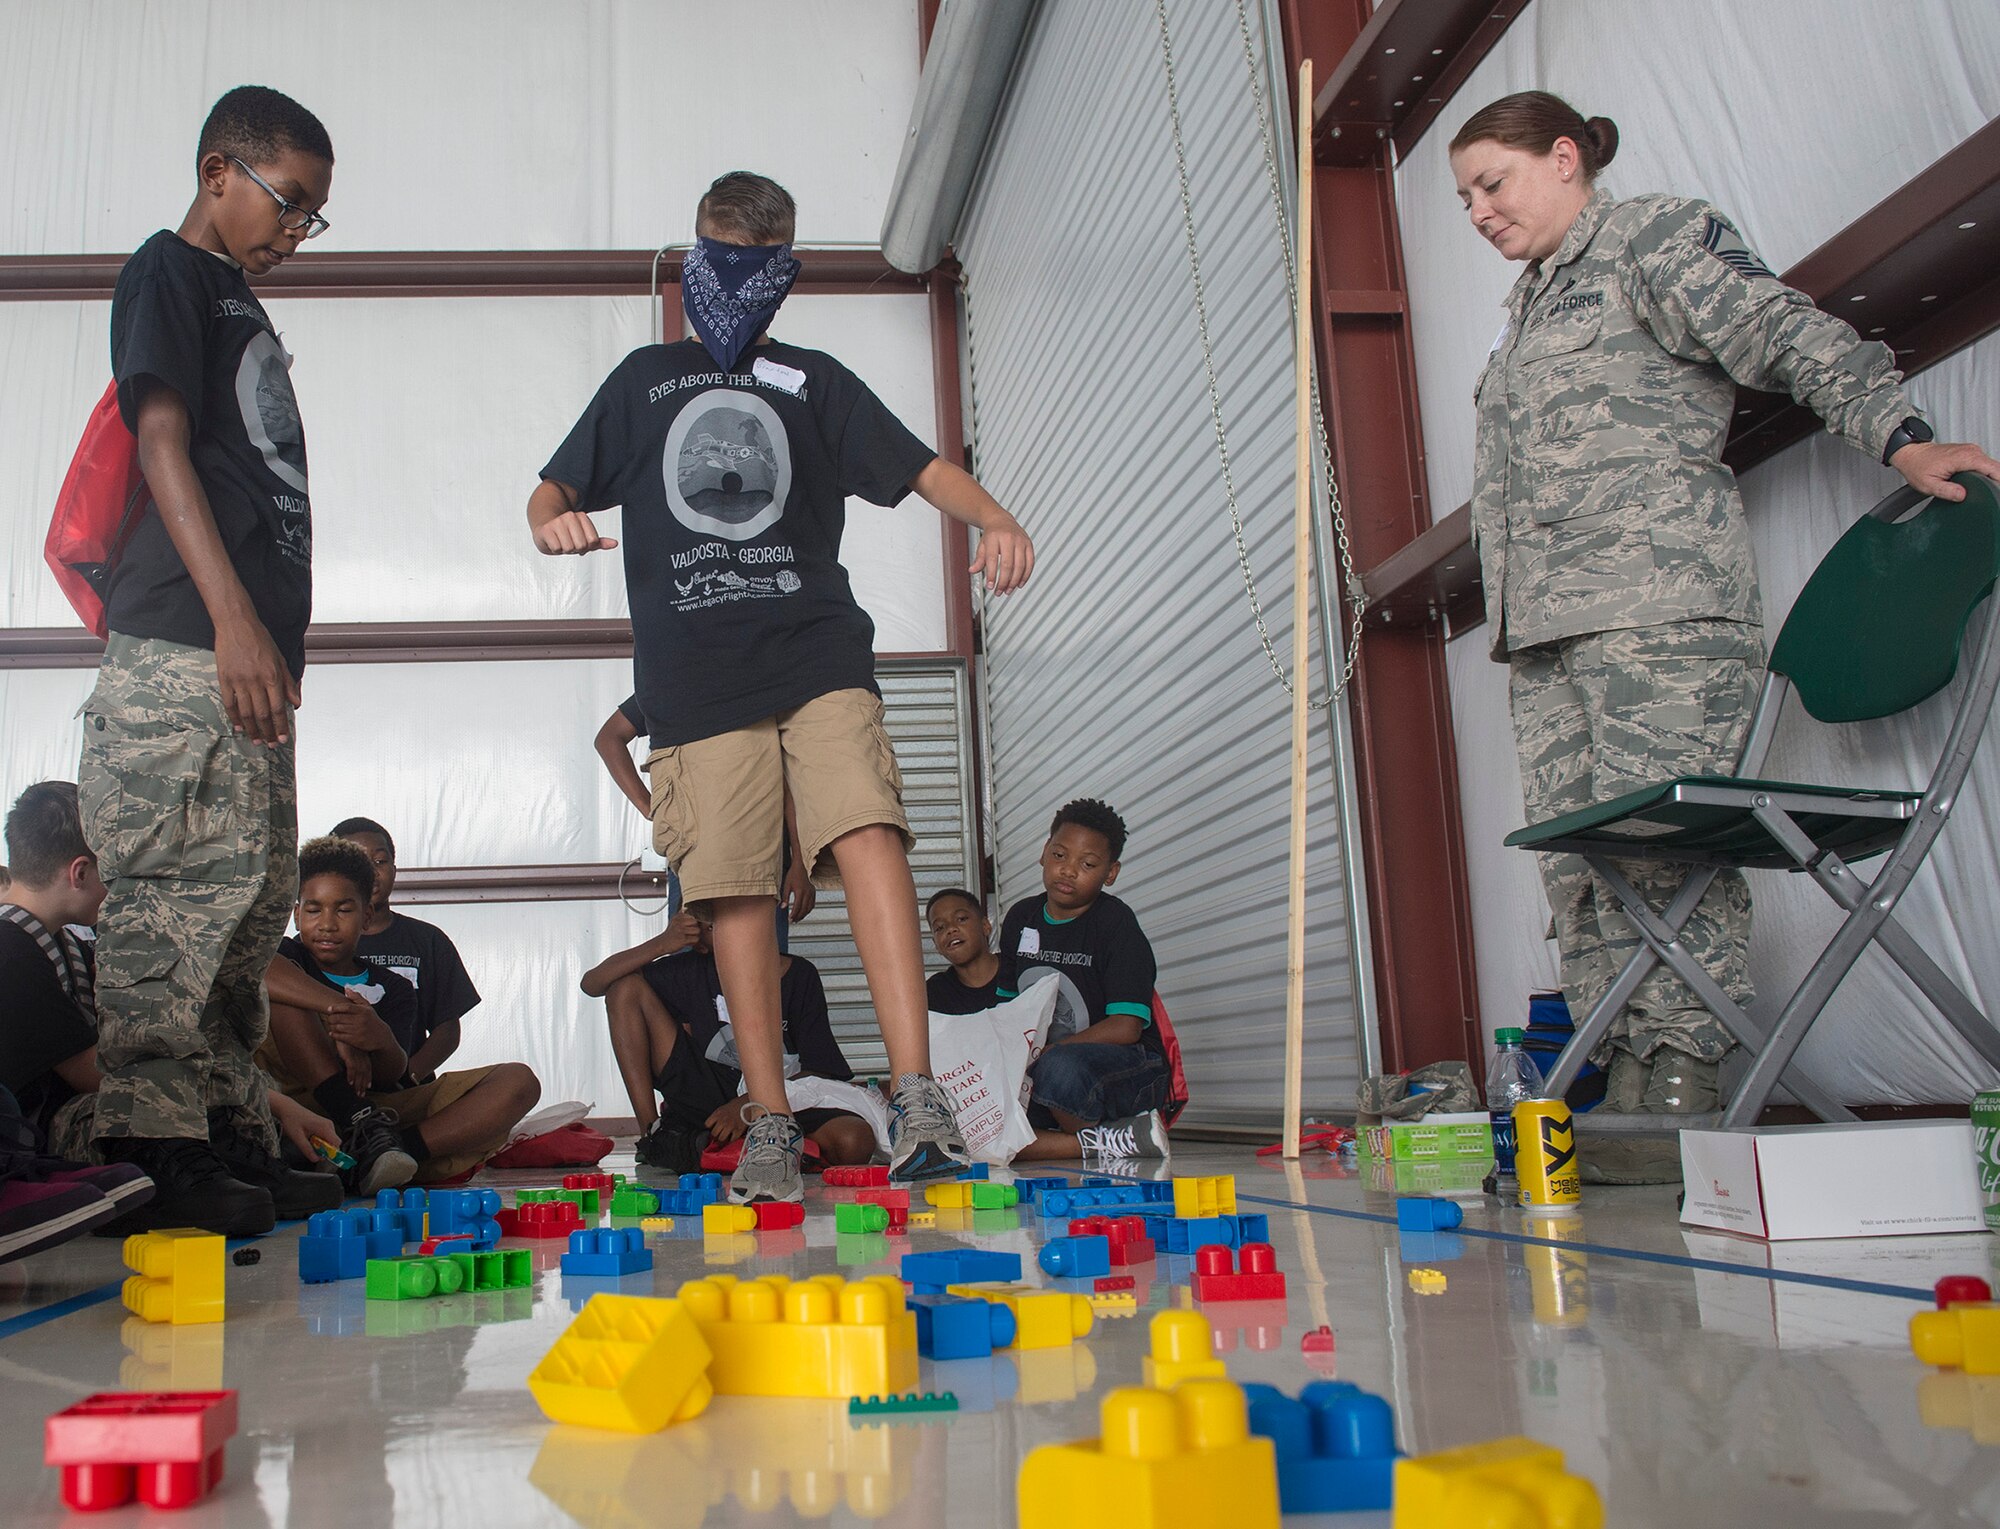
[1037,1235,1112,1280]
[900,1249,1023,1293]
[1159,1213,1270,1254]
[1395,1197,1464,1233]
[654,1190,708,1216]
[299,1207,404,1283]
[677,1172,723,1204]
[1243,1380,1399,1512]
[1398,1229,1466,1264]
[375,1187,429,1242]
[1013,1176,1070,1206]
[911,1294,1017,1359]
[954,1162,990,1181]
[559,1227,654,1278]
[1136,1180,1174,1203]
[1040,1186,1172,1219]
[430,1188,503,1249]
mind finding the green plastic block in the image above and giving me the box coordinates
[366,1254,468,1301]
[836,1203,890,1234]
[449,1247,532,1292]
[609,1185,660,1217]
[520,1187,600,1217]
[848,1391,959,1417]
[969,1183,1018,1209]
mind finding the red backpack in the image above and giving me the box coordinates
[1149,991,1191,1128]
[45,382,146,638]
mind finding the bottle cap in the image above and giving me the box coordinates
[1495,1027,1525,1044]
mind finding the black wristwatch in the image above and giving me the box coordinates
[1882,415,1934,463]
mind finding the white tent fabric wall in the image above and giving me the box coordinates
[1394,0,2000,1102]
[954,0,1366,1130]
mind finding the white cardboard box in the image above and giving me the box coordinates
[1679,1119,1985,1241]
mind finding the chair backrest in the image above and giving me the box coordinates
[1770,473,2000,723]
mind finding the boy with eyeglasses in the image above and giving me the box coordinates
[530,171,1034,1201]
[79,86,335,1236]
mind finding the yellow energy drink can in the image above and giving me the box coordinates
[1514,1100,1581,1209]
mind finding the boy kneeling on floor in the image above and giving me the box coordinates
[260,836,539,1190]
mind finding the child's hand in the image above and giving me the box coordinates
[705,1099,752,1143]
[335,1040,373,1095]
[663,910,704,951]
[782,859,816,923]
[325,1001,391,1053]
[269,1092,339,1160]
[534,509,618,556]
[971,515,1034,595]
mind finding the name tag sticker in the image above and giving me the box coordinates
[1017,928,1041,957]
[1488,317,1511,355]
[753,357,807,395]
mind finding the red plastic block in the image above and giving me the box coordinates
[1093,1276,1135,1293]
[45,1391,237,1512]
[496,1200,585,1240]
[853,1187,911,1210]
[886,1206,908,1229]
[1938,1276,1994,1308]
[754,1202,805,1231]
[1070,1214,1157,1266]
[1192,1243,1287,1303]
[417,1234,473,1257]
[563,1172,618,1196]
[823,1165,890,1188]
[1301,1325,1336,1354]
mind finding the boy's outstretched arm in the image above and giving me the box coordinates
[134,383,300,744]
[910,458,1034,595]
[528,478,619,555]
[579,911,704,998]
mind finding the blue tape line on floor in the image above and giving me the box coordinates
[0,1226,294,1343]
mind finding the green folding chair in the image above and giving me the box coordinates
[1508,472,2000,1130]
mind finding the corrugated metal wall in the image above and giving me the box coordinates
[953,0,1366,1129]
[791,659,980,1075]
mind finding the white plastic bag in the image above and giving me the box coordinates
[926,979,1060,1164]
[781,1075,894,1153]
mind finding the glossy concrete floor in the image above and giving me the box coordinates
[0,1143,1992,1528]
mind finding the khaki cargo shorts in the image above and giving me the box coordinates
[646,687,913,909]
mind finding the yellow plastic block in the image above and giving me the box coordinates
[1089,1292,1138,1316]
[1171,1175,1237,1219]
[909,1211,937,1226]
[923,1183,972,1209]
[945,1283,1093,1348]
[703,1203,757,1234]
[1919,1372,2000,1445]
[527,1293,715,1433]
[639,1217,675,1233]
[1142,1310,1227,1389]
[1408,1267,1447,1295]
[1019,1380,1279,1529]
[1911,1302,2000,1375]
[1393,1436,1603,1529]
[121,1228,224,1325]
[676,1274,919,1398]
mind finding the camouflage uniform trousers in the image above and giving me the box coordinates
[76,634,296,1153]
[1508,619,1764,1065]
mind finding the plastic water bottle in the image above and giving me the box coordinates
[1486,1027,1543,1177]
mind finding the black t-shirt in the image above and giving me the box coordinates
[355,913,481,1045]
[641,949,852,1082]
[998,893,1160,1053]
[617,693,647,733]
[0,917,99,1142]
[927,966,1003,1016]
[107,231,313,678]
[277,936,424,1060]
[542,339,936,746]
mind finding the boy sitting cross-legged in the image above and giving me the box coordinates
[259,836,539,1189]
[530,170,1034,1201]
[1001,800,1173,1163]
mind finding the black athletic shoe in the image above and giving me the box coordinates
[634,1119,706,1176]
[338,1107,418,1197]
[94,1138,276,1238]
[209,1122,344,1219]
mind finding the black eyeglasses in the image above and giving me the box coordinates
[228,156,330,239]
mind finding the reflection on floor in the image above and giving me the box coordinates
[1,1144,1994,1527]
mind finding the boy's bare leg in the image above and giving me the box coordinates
[604,972,682,1127]
[404,1062,539,1160]
[709,895,790,1114]
[1011,1126,1087,1162]
[827,824,931,1078]
[807,1114,877,1166]
[266,1001,345,1088]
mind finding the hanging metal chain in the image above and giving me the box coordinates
[1152,0,1365,707]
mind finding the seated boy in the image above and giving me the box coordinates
[531,170,1033,1200]
[926,887,1003,1014]
[260,837,540,1189]
[0,782,337,1226]
[1000,800,1172,1162]
[329,817,483,1084]
[582,912,874,1175]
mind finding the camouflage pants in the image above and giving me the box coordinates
[1508,620,1764,1064]
[77,635,296,1151]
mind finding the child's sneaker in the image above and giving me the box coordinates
[340,1107,418,1196]
[1076,1110,1171,1162]
[728,1107,804,1204]
[635,1118,706,1176]
[887,1074,969,1182]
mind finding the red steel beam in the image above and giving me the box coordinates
[1312,0,1529,166]
[1282,0,1482,1074]
[929,268,979,660]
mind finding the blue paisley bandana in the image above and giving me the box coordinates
[681,236,802,372]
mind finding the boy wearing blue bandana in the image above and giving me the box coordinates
[529,172,1034,1202]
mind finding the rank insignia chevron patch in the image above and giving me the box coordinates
[1700,213,1777,280]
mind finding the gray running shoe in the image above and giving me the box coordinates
[1076,1110,1171,1162]
[887,1074,969,1183]
[728,1106,805,1204]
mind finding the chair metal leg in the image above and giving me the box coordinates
[1593,860,1856,1124]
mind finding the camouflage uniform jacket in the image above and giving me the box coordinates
[1471,188,1918,659]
